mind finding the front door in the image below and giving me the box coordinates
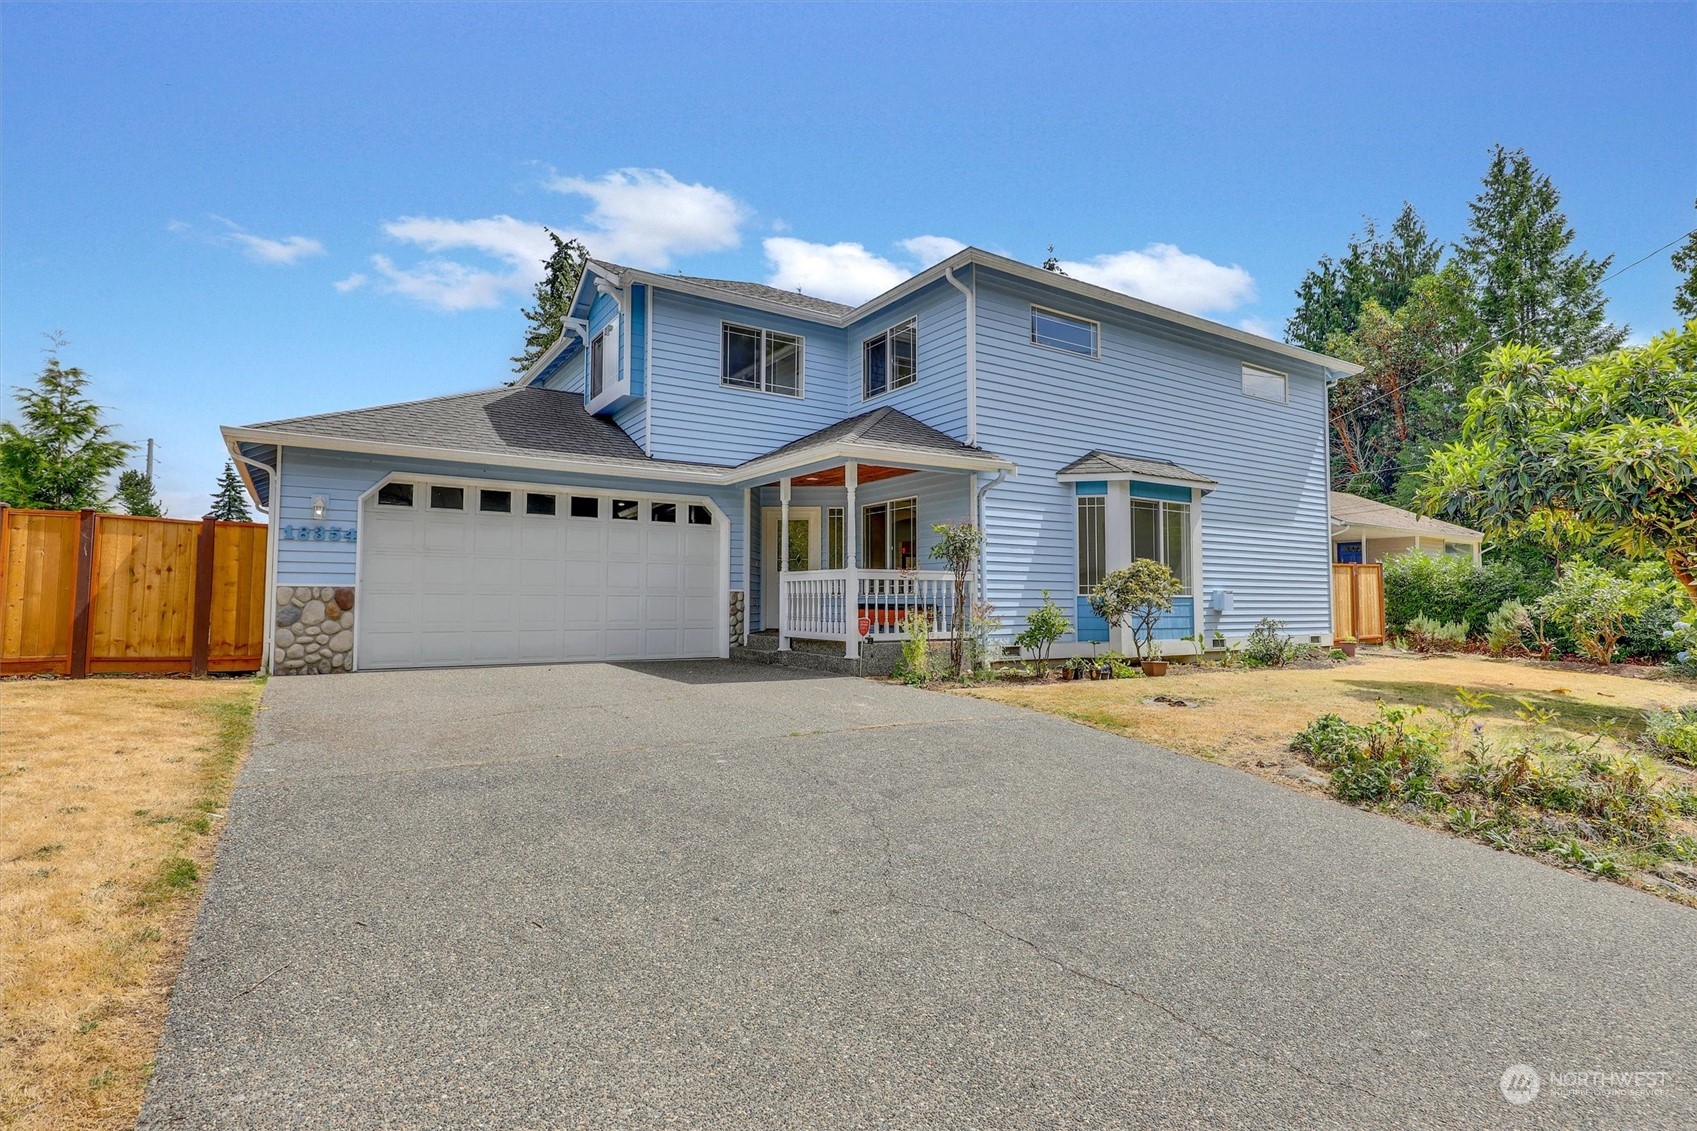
[761,506,820,630]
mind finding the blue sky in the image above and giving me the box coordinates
[4,1,1693,517]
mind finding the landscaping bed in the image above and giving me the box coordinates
[960,651,1697,903]
[0,676,262,1130]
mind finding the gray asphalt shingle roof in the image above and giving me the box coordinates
[1329,492,1482,540]
[1056,450,1218,488]
[742,407,998,467]
[597,261,854,319]
[244,386,650,463]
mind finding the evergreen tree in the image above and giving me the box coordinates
[0,341,132,510]
[1454,145,1624,360]
[115,468,164,516]
[510,230,590,374]
[1672,199,1697,320]
[209,460,253,521]
[1285,203,1443,350]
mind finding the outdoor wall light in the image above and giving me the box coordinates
[311,495,328,520]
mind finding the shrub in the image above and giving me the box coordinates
[1483,599,1532,656]
[1242,618,1298,666]
[1289,713,1365,767]
[1403,615,1468,653]
[1088,560,1183,663]
[1534,560,1647,664]
[1015,590,1070,669]
[1291,703,1444,805]
[1644,707,1697,767]
[896,611,931,685]
[1382,549,1534,636]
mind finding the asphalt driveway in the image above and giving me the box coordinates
[141,662,1696,1129]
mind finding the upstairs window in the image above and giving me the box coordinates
[863,318,917,398]
[1032,307,1099,357]
[590,323,618,399]
[1131,497,1193,593]
[722,323,803,397]
[1241,363,1287,404]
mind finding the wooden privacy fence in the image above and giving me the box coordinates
[0,507,268,677]
[1332,562,1386,644]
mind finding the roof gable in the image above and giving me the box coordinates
[1329,492,1482,540]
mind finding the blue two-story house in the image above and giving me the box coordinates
[223,248,1360,674]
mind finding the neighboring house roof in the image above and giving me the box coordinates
[242,386,650,463]
[1056,450,1218,490]
[224,395,1011,494]
[1329,492,1483,541]
[551,247,1363,383]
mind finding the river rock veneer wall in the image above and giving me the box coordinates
[274,586,355,674]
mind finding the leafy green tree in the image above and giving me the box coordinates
[510,230,590,374]
[1323,266,1484,502]
[929,521,986,676]
[1087,559,1183,662]
[0,344,132,510]
[115,468,164,516]
[209,460,253,521]
[1417,323,1697,608]
[1672,200,1697,319]
[1454,145,1624,361]
[1285,203,1443,351]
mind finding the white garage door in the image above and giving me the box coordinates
[357,480,722,669]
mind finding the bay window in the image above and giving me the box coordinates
[1131,497,1192,592]
[1076,495,1105,594]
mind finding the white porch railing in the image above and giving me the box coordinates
[779,569,956,644]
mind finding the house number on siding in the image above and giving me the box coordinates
[280,525,357,542]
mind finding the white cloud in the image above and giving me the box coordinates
[545,167,745,268]
[763,239,911,305]
[1054,244,1256,315]
[360,214,554,312]
[333,272,369,293]
[1236,315,1281,340]
[762,234,970,305]
[169,216,326,265]
[898,235,967,266]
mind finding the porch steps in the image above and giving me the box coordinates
[729,631,900,677]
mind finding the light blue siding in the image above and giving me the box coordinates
[629,283,649,397]
[973,268,1333,643]
[540,346,586,393]
[646,291,848,464]
[613,399,648,453]
[273,447,746,590]
[1076,598,1109,643]
[1130,481,1192,503]
[843,274,968,436]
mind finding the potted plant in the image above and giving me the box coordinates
[1088,561,1183,679]
[1335,634,1359,658]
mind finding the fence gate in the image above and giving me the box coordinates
[1331,562,1385,644]
[0,507,268,677]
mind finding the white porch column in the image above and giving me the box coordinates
[778,477,792,651]
[844,462,859,660]
[1105,480,1132,654]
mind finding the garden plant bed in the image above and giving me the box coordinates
[960,651,1697,902]
[0,676,262,1130]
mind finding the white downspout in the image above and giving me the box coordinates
[943,266,977,448]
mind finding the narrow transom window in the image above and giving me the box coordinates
[688,505,713,525]
[1241,364,1288,403]
[525,492,556,516]
[479,489,512,514]
[722,323,803,396]
[825,506,845,569]
[1076,496,1105,594]
[863,318,917,399]
[612,499,639,521]
[1131,497,1193,593]
[569,495,599,519]
[651,502,677,523]
[377,482,414,507]
[1032,307,1099,357]
[429,485,464,510]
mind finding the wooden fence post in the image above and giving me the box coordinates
[190,514,217,678]
[68,508,97,679]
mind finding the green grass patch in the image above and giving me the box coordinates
[1337,679,1647,735]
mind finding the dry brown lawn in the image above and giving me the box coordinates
[0,676,261,1131]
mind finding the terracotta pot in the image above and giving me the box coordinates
[1141,660,1169,677]
[1338,641,1359,658]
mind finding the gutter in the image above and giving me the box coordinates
[943,266,977,447]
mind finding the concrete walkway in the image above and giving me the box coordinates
[140,662,1696,1129]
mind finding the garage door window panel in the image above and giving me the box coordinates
[430,485,465,510]
[377,482,414,507]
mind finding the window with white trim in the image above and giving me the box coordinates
[589,324,618,399]
[1130,497,1192,593]
[1076,495,1105,595]
[861,497,917,569]
[863,318,917,398]
[1032,307,1099,357]
[1241,363,1287,403]
[722,323,803,397]
[825,506,846,569]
